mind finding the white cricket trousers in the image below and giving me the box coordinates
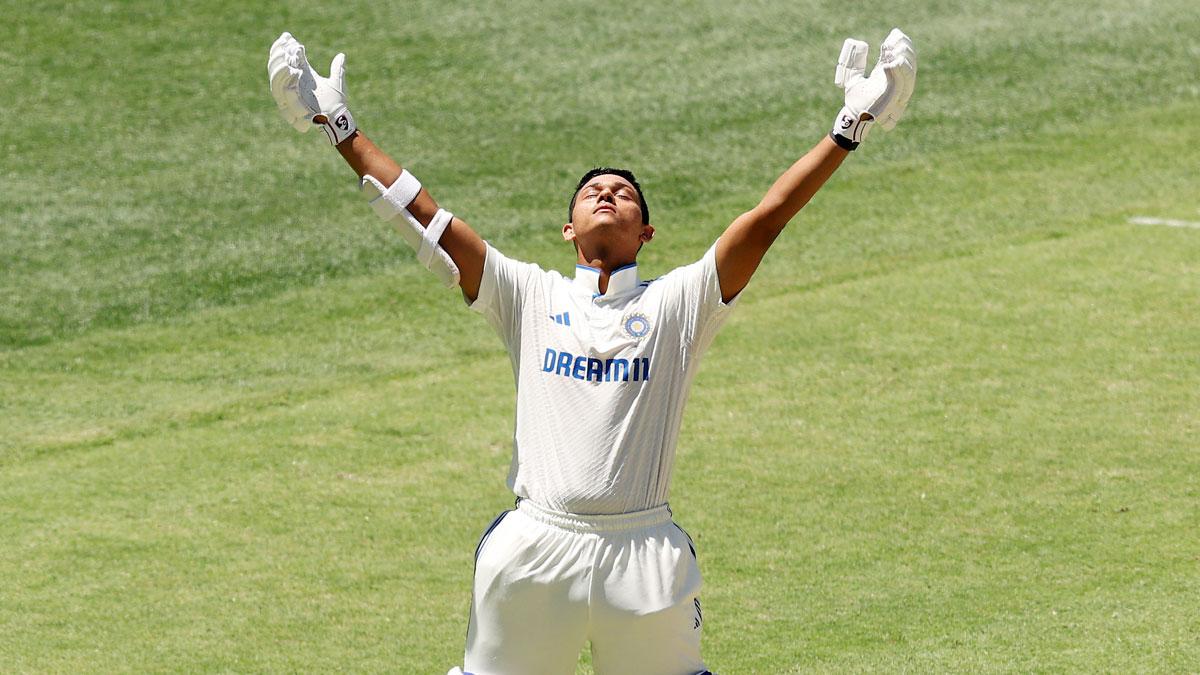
[463,499,711,675]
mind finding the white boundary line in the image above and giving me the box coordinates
[1129,216,1200,229]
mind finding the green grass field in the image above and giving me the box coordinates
[3,0,1199,671]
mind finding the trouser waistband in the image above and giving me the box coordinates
[516,499,672,534]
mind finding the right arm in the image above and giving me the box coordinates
[333,130,487,302]
[267,32,486,302]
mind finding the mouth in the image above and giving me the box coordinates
[594,204,616,214]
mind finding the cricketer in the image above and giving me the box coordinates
[268,27,916,674]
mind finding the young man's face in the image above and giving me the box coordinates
[563,174,654,262]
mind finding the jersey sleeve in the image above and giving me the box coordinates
[468,242,542,349]
[660,243,740,355]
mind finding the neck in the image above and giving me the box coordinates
[576,254,637,295]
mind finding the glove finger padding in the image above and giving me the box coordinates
[831,27,917,147]
[266,32,356,144]
[882,28,915,58]
[875,29,917,130]
[268,34,319,132]
[267,31,296,77]
[878,57,916,129]
[269,67,310,131]
[835,39,869,90]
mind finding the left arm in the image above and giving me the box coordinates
[714,136,848,301]
[714,28,917,302]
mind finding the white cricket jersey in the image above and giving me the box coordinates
[469,242,738,515]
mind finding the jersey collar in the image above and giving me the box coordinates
[574,261,641,297]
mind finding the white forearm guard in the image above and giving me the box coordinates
[361,171,461,288]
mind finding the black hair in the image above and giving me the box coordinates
[568,167,649,225]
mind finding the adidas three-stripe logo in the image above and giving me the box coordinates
[549,311,571,326]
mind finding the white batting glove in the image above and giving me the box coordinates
[831,28,917,150]
[268,32,357,146]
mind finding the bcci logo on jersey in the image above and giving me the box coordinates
[622,312,651,340]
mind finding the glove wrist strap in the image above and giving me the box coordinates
[317,106,357,146]
[830,106,872,150]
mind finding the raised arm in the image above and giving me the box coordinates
[267,32,487,302]
[714,28,917,302]
[715,137,848,301]
[333,131,487,302]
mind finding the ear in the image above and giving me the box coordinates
[562,222,576,242]
[639,224,655,243]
